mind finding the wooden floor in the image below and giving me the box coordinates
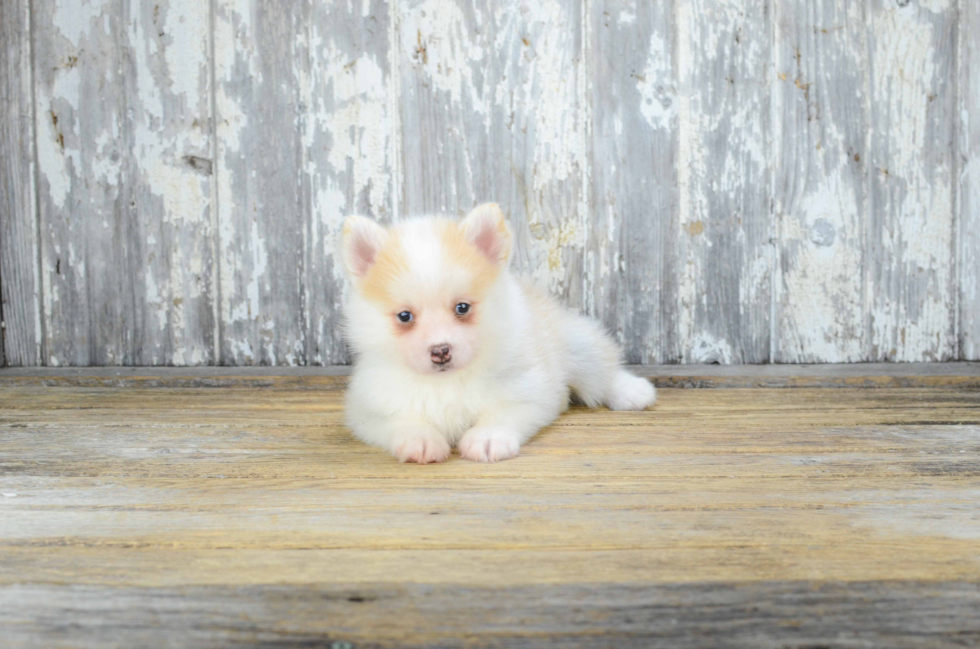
[2,365,979,647]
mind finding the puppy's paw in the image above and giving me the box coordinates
[607,372,656,411]
[458,427,521,463]
[391,432,451,464]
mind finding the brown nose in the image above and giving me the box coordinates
[429,343,452,364]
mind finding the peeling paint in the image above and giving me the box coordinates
[31,0,214,366]
[637,32,675,131]
[51,0,106,48]
[402,0,487,113]
[868,2,955,361]
[8,0,971,367]
[675,0,771,363]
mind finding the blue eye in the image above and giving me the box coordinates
[397,311,413,323]
[455,303,471,315]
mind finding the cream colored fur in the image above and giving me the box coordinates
[341,204,656,463]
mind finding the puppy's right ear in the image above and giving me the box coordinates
[341,215,388,279]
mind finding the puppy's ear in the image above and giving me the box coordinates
[460,203,512,266]
[341,215,388,279]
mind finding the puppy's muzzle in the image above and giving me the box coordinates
[429,343,452,365]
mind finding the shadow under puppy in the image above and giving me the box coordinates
[340,203,656,463]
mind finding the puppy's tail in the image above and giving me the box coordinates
[560,313,656,411]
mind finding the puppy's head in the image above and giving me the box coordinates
[340,203,512,375]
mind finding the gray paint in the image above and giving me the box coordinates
[214,0,391,366]
[674,0,772,364]
[867,0,957,362]
[589,0,678,363]
[29,0,215,366]
[1,0,977,366]
[773,0,868,363]
[398,0,589,309]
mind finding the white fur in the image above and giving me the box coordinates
[342,206,656,463]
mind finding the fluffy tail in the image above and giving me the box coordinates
[560,313,656,411]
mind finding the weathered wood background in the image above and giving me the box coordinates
[1,0,977,366]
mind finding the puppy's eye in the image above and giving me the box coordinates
[455,303,471,315]
[397,311,413,323]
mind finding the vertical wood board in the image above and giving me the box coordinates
[773,0,868,362]
[588,0,678,363]
[675,0,773,363]
[867,0,956,361]
[215,0,393,366]
[960,0,980,360]
[32,0,215,366]
[306,0,393,365]
[0,0,40,366]
[214,0,308,365]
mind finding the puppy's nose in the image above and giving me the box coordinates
[429,343,452,364]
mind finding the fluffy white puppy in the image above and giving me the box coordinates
[341,203,656,463]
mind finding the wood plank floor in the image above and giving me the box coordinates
[1,368,979,647]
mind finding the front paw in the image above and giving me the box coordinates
[391,432,451,464]
[458,427,521,463]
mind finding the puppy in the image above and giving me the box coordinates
[340,203,656,463]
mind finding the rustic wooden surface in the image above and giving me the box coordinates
[0,0,39,367]
[2,374,979,646]
[3,0,979,366]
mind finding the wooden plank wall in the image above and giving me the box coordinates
[0,0,40,367]
[1,0,977,366]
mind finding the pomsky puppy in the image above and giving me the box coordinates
[340,203,656,464]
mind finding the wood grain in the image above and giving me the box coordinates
[588,0,678,363]
[675,0,772,363]
[961,0,980,361]
[214,0,308,365]
[397,0,589,307]
[867,0,957,362]
[0,0,39,367]
[1,380,979,645]
[214,0,392,366]
[32,0,215,366]
[306,0,393,365]
[3,582,979,648]
[773,0,868,363]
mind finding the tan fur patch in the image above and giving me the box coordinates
[439,220,501,297]
[357,218,502,318]
[359,237,409,307]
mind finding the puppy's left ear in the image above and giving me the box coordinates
[460,203,513,266]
